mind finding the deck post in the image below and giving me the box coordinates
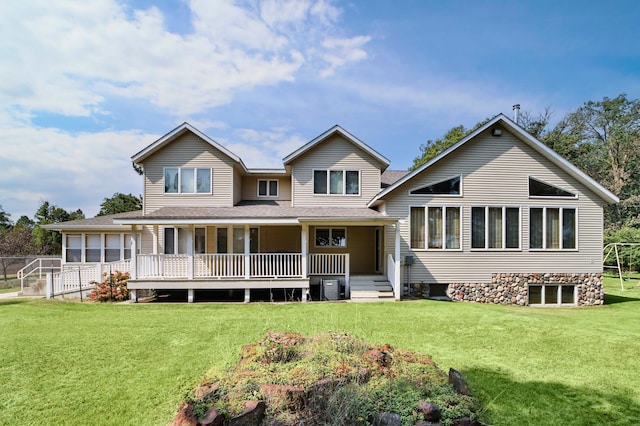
[130,289,138,303]
[46,273,52,299]
[301,224,308,277]
[303,288,309,302]
[188,289,194,303]
[152,225,158,254]
[130,226,138,280]
[244,225,250,279]
[187,225,194,279]
[244,288,250,303]
[394,222,401,301]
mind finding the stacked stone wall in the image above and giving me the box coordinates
[411,272,604,306]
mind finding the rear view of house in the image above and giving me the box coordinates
[43,113,617,305]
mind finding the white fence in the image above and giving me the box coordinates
[48,260,132,298]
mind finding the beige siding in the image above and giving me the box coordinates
[233,168,243,205]
[242,176,292,201]
[260,226,301,252]
[383,127,606,284]
[310,225,377,274]
[142,132,236,214]
[291,135,383,208]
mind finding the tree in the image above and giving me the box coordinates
[0,205,12,230]
[33,201,84,254]
[410,119,490,170]
[97,193,142,216]
[517,107,552,139]
[543,94,640,228]
[0,226,35,281]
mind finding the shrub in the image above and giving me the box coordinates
[89,271,130,302]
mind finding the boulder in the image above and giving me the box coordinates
[228,400,266,426]
[199,406,224,426]
[418,401,441,422]
[171,403,198,426]
[369,411,402,426]
[195,382,220,403]
[448,368,472,396]
[260,384,305,410]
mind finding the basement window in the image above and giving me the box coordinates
[528,285,576,306]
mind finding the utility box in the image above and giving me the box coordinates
[322,279,340,301]
[404,255,414,265]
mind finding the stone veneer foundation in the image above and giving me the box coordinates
[412,273,603,306]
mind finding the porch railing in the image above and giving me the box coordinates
[48,259,132,298]
[135,253,346,279]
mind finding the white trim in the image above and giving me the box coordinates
[163,166,212,195]
[528,206,579,251]
[257,179,279,197]
[368,114,619,206]
[528,283,577,306]
[314,227,347,248]
[312,168,361,196]
[283,125,389,168]
[408,174,463,197]
[528,176,578,199]
[132,122,248,172]
[470,206,522,251]
[409,205,462,251]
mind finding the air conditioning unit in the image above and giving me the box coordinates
[322,279,340,301]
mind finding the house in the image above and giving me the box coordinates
[44,113,618,306]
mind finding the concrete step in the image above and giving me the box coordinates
[351,290,394,298]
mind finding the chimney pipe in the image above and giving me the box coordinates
[512,104,520,123]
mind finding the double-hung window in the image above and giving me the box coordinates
[313,170,359,195]
[164,167,211,194]
[410,206,461,250]
[471,207,520,250]
[529,207,576,250]
[258,179,278,197]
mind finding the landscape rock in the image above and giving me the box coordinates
[228,400,266,426]
[418,401,441,422]
[449,368,472,396]
[369,411,402,426]
[195,382,220,403]
[452,416,481,426]
[171,403,198,426]
[260,384,305,410]
[199,406,224,426]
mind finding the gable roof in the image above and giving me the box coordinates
[283,125,390,170]
[368,113,619,206]
[131,122,248,172]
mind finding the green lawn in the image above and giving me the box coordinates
[1,277,640,425]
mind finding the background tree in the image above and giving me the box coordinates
[542,94,640,228]
[0,226,35,281]
[33,201,84,254]
[410,119,490,170]
[0,205,12,230]
[517,107,552,139]
[97,193,142,216]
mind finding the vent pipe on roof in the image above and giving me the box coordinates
[512,104,521,123]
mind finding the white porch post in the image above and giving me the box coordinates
[187,225,194,279]
[188,288,194,303]
[227,225,234,254]
[61,232,67,265]
[301,224,308,278]
[46,273,53,299]
[130,289,138,303]
[130,226,138,280]
[152,225,158,254]
[244,288,250,303]
[244,224,250,279]
[394,222,401,301]
[345,253,350,299]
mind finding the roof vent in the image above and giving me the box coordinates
[512,104,521,123]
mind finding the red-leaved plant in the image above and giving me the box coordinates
[89,271,130,302]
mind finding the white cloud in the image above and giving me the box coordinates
[225,127,308,168]
[0,0,370,118]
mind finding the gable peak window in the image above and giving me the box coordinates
[313,169,360,195]
[529,177,575,198]
[258,179,278,197]
[410,175,461,195]
[164,167,211,194]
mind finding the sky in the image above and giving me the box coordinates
[1,0,639,220]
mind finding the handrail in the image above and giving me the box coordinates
[18,257,62,292]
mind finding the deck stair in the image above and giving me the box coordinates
[349,274,395,302]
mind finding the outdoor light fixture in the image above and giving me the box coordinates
[492,128,502,136]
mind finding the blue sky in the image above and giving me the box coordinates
[1,0,639,220]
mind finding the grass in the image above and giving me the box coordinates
[0,286,20,294]
[1,276,639,425]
